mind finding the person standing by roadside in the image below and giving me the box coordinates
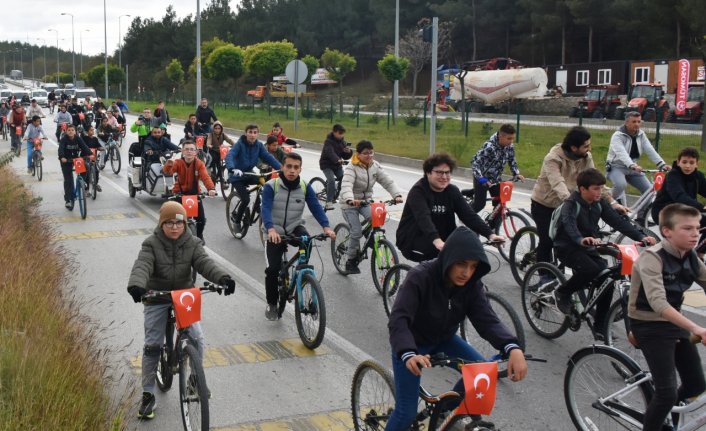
[319,123,353,210]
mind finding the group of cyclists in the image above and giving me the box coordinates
[11,92,706,429]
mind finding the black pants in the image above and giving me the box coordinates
[631,321,706,431]
[264,225,308,305]
[556,249,612,331]
[60,161,86,202]
[231,176,260,223]
[530,200,555,264]
[471,178,499,214]
[400,235,440,263]
[209,148,222,180]
[195,199,206,240]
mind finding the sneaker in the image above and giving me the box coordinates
[232,221,243,239]
[137,391,156,419]
[65,201,72,209]
[324,202,335,211]
[95,184,102,192]
[555,290,573,315]
[265,303,278,321]
[345,258,361,274]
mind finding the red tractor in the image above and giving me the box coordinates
[569,85,621,119]
[668,82,704,123]
[614,83,670,122]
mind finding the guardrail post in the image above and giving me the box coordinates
[285,97,289,119]
[655,106,662,151]
[387,99,391,130]
[465,109,469,138]
[423,100,428,134]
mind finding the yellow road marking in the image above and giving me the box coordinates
[215,410,352,431]
[57,228,152,240]
[52,212,145,223]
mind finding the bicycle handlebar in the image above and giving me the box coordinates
[140,282,225,305]
[278,233,329,243]
[428,353,547,369]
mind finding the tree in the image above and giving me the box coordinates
[377,54,410,123]
[301,54,320,84]
[165,59,185,88]
[393,22,453,96]
[189,37,229,79]
[206,44,245,94]
[84,64,125,91]
[244,40,297,83]
[320,48,357,115]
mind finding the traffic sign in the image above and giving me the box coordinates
[285,60,308,85]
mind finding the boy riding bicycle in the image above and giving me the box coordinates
[628,203,706,431]
[261,152,334,321]
[23,115,48,174]
[127,201,235,420]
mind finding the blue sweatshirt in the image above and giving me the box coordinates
[226,135,282,182]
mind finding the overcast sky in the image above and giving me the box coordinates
[4,1,240,56]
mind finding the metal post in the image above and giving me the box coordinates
[701,107,706,152]
[465,110,469,138]
[393,0,399,123]
[61,13,75,84]
[196,0,202,106]
[356,96,360,127]
[294,65,299,131]
[429,17,439,155]
[119,15,131,95]
[103,0,108,99]
[387,99,391,130]
[126,64,129,102]
[655,107,662,151]
[578,104,583,127]
[330,96,334,123]
[516,102,522,144]
[423,100,427,134]
[37,39,47,80]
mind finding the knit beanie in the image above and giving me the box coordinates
[158,201,187,227]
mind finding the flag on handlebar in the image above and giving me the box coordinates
[171,287,202,329]
[458,362,498,416]
[498,181,514,204]
[196,136,205,149]
[73,158,86,174]
[182,195,199,218]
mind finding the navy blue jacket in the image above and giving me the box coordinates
[225,135,281,183]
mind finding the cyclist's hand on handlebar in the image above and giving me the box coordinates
[581,237,601,246]
[513,174,525,182]
[661,164,672,172]
[323,227,336,240]
[642,236,658,246]
[433,238,445,251]
[220,276,236,296]
[348,199,362,207]
[394,195,404,204]
[268,228,281,244]
[207,189,217,197]
[405,354,431,376]
[507,349,528,382]
[489,233,506,243]
[630,164,643,173]
[612,202,629,214]
[127,286,147,303]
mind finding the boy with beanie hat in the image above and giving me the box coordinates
[127,201,235,420]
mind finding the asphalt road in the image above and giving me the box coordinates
[6,97,706,431]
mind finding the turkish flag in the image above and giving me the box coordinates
[61,123,68,131]
[653,172,665,191]
[73,158,86,174]
[78,112,85,120]
[181,195,199,218]
[220,145,229,160]
[618,244,640,276]
[171,288,202,329]
[498,181,513,204]
[457,362,498,416]
[15,126,22,136]
[195,136,205,149]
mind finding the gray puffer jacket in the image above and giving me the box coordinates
[128,226,228,292]
[339,157,401,209]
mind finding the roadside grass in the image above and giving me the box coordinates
[0,167,130,431]
[142,100,700,177]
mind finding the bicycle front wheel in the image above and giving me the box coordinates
[331,222,351,275]
[459,290,525,378]
[309,176,327,202]
[225,189,249,239]
[565,345,651,431]
[295,272,326,349]
[33,152,43,181]
[179,344,209,431]
[110,146,121,174]
[428,393,465,431]
[351,360,396,431]
[496,210,531,262]
[603,299,646,370]
[89,165,98,200]
[382,263,411,316]
[509,226,538,287]
[156,324,175,392]
[521,262,569,339]
[76,177,87,219]
[371,238,399,295]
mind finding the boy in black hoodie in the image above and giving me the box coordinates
[386,226,527,431]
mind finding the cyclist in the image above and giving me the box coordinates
[109,100,126,125]
[153,100,171,127]
[206,121,234,180]
[396,153,504,263]
[96,117,118,167]
[22,115,48,174]
[267,121,299,148]
[386,226,527,431]
[261,152,334,320]
[195,98,217,133]
[47,90,57,113]
[83,125,104,193]
[470,124,524,214]
[339,140,403,274]
[551,169,656,330]
[319,123,353,210]
[66,97,85,128]
[183,113,205,141]
[8,104,26,153]
[530,126,626,269]
[92,97,107,127]
[606,111,670,204]
[58,124,91,209]
[0,102,10,140]
[628,203,706,431]
[115,97,129,113]
[27,99,45,121]
[257,136,287,174]
[143,126,179,181]
[225,124,282,238]
[103,110,119,128]
[127,200,235,420]
[162,140,216,241]
[130,108,153,144]
[54,104,73,140]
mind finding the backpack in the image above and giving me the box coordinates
[548,200,601,241]
[272,177,308,198]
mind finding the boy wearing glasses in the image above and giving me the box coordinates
[127,201,235,420]
[396,153,504,262]
[339,140,403,274]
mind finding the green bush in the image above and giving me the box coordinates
[404,111,422,127]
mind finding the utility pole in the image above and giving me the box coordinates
[103,0,109,98]
[429,17,438,155]
[48,29,59,84]
[36,39,47,81]
[196,0,202,105]
[80,29,90,74]
[61,13,75,84]
[393,0,399,123]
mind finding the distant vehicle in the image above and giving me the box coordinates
[0,89,12,103]
[569,85,621,119]
[668,82,704,124]
[13,90,31,105]
[10,70,23,80]
[64,83,75,89]
[74,88,97,102]
[41,83,59,93]
[31,89,49,107]
[63,88,76,99]
[615,82,670,122]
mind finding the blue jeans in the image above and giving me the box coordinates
[26,140,34,168]
[385,335,484,431]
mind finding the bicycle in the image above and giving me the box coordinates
[29,138,44,181]
[225,170,277,243]
[351,353,545,431]
[145,282,225,431]
[613,169,666,228]
[10,124,24,156]
[521,241,644,341]
[331,199,400,293]
[564,339,706,431]
[87,149,100,201]
[275,233,329,349]
[117,123,126,147]
[69,157,88,219]
[171,192,216,282]
[461,180,531,261]
[0,118,7,140]
[98,132,122,175]
[209,144,230,200]
[309,160,350,207]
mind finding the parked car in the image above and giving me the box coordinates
[31,89,49,107]
[0,89,12,103]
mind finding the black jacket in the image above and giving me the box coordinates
[396,177,493,254]
[195,105,217,125]
[388,226,520,359]
[184,122,205,139]
[143,135,179,163]
[67,103,85,127]
[652,162,706,220]
[319,132,352,170]
[554,190,645,250]
[58,135,91,162]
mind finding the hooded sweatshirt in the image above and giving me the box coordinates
[651,161,706,218]
[225,135,281,182]
[607,125,665,170]
[388,226,520,361]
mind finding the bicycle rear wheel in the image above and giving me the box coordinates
[331,222,351,275]
[76,177,87,219]
[459,290,525,378]
[495,210,531,262]
[371,238,399,295]
[351,360,396,431]
[428,393,465,431]
[521,262,569,339]
[110,146,121,174]
[382,263,411,316]
[218,167,229,200]
[603,298,646,370]
[179,344,209,431]
[509,226,538,286]
[295,272,326,349]
[565,345,651,431]
[309,176,327,202]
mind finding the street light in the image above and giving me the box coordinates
[61,12,75,84]
[196,0,202,104]
[80,29,90,74]
[48,29,59,84]
[103,0,108,99]
[119,14,131,94]
[36,38,47,82]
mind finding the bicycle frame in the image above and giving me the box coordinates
[280,236,318,309]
